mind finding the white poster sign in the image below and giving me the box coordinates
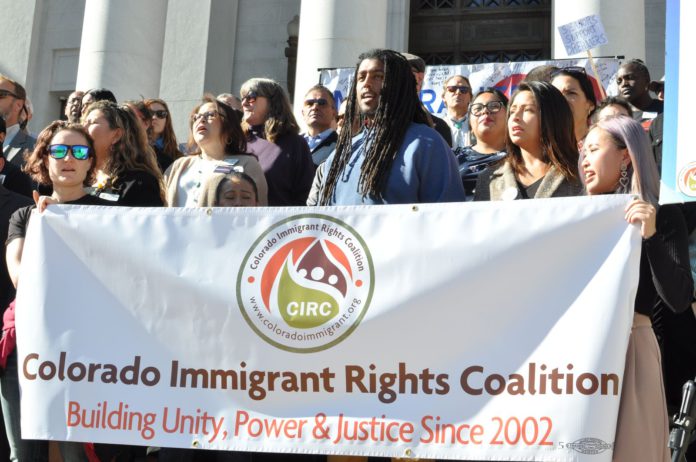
[17,196,640,460]
[320,58,620,118]
[558,14,609,56]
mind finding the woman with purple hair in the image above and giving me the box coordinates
[581,115,693,461]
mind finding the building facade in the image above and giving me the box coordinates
[0,0,665,140]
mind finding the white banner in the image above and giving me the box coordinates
[320,58,621,117]
[17,196,640,461]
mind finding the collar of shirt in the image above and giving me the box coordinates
[303,128,334,150]
[4,124,20,147]
[449,115,468,130]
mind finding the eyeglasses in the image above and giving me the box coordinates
[0,89,18,99]
[446,85,471,95]
[48,144,90,160]
[469,101,505,116]
[304,98,328,107]
[191,110,221,123]
[152,110,168,119]
[241,91,258,104]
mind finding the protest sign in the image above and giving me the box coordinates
[558,15,609,56]
[320,58,620,117]
[17,196,639,460]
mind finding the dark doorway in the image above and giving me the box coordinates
[409,0,552,64]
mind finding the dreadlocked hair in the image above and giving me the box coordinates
[319,49,428,205]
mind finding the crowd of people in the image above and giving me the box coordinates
[0,48,694,462]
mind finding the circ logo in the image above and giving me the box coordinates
[237,214,374,353]
[678,162,696,197]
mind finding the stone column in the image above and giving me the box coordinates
[552,0,646,61]
[0,0,41,86]
[158,0,239,144]
[76,0,167,101]
[293,0,389,124]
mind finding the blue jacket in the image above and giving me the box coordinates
[322,123,465,205]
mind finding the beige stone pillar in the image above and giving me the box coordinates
[293,0,390,125]
[552,0,646,61]
[76,0,167,101]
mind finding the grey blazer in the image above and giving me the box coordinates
[4,129,36,167]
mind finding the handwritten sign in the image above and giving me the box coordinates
[558,14,609,56]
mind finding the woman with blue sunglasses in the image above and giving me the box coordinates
[2,121,110,462]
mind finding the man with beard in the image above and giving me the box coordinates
[316,49,464,205]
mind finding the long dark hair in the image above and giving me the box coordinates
[85,101,164,193]
[506,81,579,182]
[240,78,300,143]
[319,49,429,204]
[145,98,182,161]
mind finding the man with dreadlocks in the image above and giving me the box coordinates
[317,49,465,205]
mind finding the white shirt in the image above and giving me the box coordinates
[176,157,240,207]
[443,115,472,149]
[4,124,20,147]
[302,128,334,151]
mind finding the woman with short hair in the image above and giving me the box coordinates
[593,96,634,122]
[164,96,267,207]
[3,121,110,462]
[457,88,508,198]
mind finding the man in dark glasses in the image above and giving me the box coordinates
[300,85,338,166]
[441,74,473,151]
[0,75,35,169]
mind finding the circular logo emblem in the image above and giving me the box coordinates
[237,214,374,353]
[678,162,696,197]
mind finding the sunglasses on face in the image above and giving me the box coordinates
[0,89,18,99]
[152,110,168,119]
[469,101,505,116]
[446,85,471,95]
[48,144,91,160]
[191,110,221,123]
[241,91,258,104]
[304,98,328,107]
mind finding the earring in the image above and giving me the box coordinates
[619,163,629,189]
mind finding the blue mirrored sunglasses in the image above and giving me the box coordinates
[48,144,90,160]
